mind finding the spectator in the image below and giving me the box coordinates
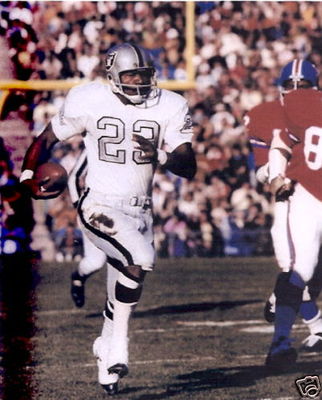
[0,138,34,256]
[54,222,83,262]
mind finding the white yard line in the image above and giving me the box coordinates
[35,309,306,334]
[36,308,86,316]
[83,355,228,368]
[260,398,295,400]
[177,320,264,327]
[83,349,318,368]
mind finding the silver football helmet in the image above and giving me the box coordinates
[106,43,157,104]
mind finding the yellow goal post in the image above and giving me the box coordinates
[0,2,196,114]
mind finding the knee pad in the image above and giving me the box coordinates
[115,272,143,304]
[274,271,304,312]
[115,281,142,304]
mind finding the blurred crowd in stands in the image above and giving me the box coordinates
[1,1,322,260]
[0,136,34,256]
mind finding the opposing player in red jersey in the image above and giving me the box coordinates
[245,96,290,267]
[267,87,322,370]
[245,60,322,358]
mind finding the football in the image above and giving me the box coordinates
[34,162,68,195]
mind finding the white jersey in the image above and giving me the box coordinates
[51,82,193,198]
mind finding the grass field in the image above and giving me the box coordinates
[2,257,322,399]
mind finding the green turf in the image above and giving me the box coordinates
[24,258,322,399]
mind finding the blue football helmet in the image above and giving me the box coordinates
[278,59,319,95]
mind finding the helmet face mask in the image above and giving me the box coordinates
[106,44,157,104]
[282,78,314,92]
[119,68,155,97]
[279,59,319,96]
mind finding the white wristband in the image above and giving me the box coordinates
[157,149,168,165]
[20,169,34,182]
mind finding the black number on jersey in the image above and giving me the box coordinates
[97,117,160,165]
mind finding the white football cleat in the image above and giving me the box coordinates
[107,336,129,378]
[93,336,119,394]
[301,333,322,352]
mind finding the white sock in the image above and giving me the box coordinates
[101,313,113,341]
[108,273,141,366]
[108,300,136,366]
[303,310,322,335]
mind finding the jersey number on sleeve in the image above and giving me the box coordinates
[304,126,322,171]
[97,117,160,165]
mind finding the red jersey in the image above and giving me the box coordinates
[245,100,286,166]
[281,89,322,201]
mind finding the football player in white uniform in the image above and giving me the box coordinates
[20,43,196,395]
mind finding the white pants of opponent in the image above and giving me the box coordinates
[272,183,322,283]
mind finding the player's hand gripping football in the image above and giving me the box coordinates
[270,175,294,202]
[20,177,63,200]
[132,134,157,162]
[20,162,68,200]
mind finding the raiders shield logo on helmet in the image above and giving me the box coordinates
[106,52,116,71]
